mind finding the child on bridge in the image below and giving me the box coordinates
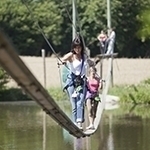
[86,66,103,130]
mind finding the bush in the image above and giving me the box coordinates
[109,79,150,105]
[47,87,68,101]
[0,67,9,90]
[0,88,31,101]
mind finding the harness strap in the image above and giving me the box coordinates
[86,89,101,102]
[63,73,86,91]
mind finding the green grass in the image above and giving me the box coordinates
[109,78,150,104]
[0,87,68,102]
[47,87,68,101]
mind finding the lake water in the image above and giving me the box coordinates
[0,101,150,150]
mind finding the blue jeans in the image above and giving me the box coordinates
[64,74,87,123]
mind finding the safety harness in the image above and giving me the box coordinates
[64,56,86,94]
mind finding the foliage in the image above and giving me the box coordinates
[112,0,150,57]
[0,0,150,57]
[143,78,150,84]
[51,0,73,55]
[0,86,67,102]
[109,78,150,104]
[0,0,63,55]
[0,68,9,90]
[137,9,150,41]
[0,88,31,101]
[47,87,68,101]
[78,0,107,56]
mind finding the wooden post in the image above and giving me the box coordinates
[95,53,118,86]
[111,56,114,87]
[107,0,113,86]
[41,49,46,150]
[72,0,76,40]
[42,49,46,88]
[100,59,103,79]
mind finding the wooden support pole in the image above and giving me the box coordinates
[72,0,76,40]
[95,53,118,86]
[100,59,103,79]
[111,56,114,87]
[41,49,46,150]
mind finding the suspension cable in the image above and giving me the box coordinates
[63,3,77,36]
[21,0,67,67]
[61,0,83,43]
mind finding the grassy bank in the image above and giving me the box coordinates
[1,78,150,104]
[0,87,68,102]
[0,88,31,101]
[109,78,150,105]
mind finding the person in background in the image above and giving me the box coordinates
[106,28,116,55]
[85,66,103,130]
[61,34,88,130]
[97,30,108,54]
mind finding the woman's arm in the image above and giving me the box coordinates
[62,52,73,63]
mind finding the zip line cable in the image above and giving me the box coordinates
[72,0,87,51]
[21,0,70,70]
[63,0,89,59]
[61,0,84,42]
[63,4,78,36]
[63,0,97,48]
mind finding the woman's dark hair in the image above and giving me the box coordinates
[71,34,84,57]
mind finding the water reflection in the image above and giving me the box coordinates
[107,115,114,150]
[1,102,150,150]
[99,104,150,150]
[43,112,46,150]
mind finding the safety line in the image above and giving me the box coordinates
[21,0,70,70]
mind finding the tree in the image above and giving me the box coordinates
[0,0,63,55]
[109,0,150,57]
[137,10,150,41]
[0,68,9,90]
[0,0,150,57]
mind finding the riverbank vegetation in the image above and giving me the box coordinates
[109,78,150,105]
[1,77,150,105]
[0,88,31,101]
[0,68,30,101]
